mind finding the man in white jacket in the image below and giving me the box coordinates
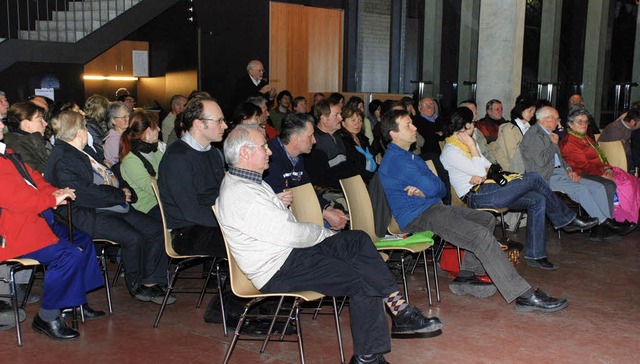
[216,125,442,364]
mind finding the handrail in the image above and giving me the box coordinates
[1,0,139,43]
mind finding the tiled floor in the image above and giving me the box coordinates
[1,225,639,363]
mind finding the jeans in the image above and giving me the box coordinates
[466,172,576,259]
[406,202,531,303]
[261,230,396,356]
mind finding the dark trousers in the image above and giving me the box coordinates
[94,209,167,292]
[260,230,396,356]
[406,203,531,303]
[171,225,226,258]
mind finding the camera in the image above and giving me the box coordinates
[487,163,508,187]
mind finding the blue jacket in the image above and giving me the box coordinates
[378,143,446,229]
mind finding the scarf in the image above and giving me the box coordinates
[131,140,158,178]
[567,129,608,165]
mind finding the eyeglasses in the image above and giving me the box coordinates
[247,143,270,151]
[114,115,129,120]
[201,117,226,124]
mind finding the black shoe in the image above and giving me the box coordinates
[448,275,497,298]
[602,218,637,236]
[562,216,599,232]
[130,285,176,305]
[32,315,80,340]
[524,257,559,270]
[515,289,568,313]
[61,304,106,320]
[391,305,442,335]
[349,354,390,364]
[589,224,623,242]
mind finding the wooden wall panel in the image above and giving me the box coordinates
[137,77,166,109]
[270,2,342,101]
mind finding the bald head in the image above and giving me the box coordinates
[247,60,265,81]
[568,94,584,108]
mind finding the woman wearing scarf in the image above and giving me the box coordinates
[560,106,640,227]
[440,107,596,270]
[119,111,165,220]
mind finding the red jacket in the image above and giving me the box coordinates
[559,133,611,176]
[0,150,59,260]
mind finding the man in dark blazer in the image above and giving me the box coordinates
[233,60,274,108]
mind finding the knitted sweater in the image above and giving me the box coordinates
[216,173,333,289]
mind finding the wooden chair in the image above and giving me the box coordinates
[0,258,41,347]
[598,140,629,172]
[150,180,225,331]
[338,175,436,305]
[212,205,345,364]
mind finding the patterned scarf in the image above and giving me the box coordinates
[567,129,608,165]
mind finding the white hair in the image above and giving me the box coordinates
[223,124,260,166]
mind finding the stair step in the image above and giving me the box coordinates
[18,30,87,43]
[68,0,141,12]
[36,19,104,32]
[52,9,120,22]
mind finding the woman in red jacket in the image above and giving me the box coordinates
[0,118,104,340]
[559,106,640,231]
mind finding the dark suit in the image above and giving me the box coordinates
[233,75,269,106]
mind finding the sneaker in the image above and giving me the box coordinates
[130,285,176,305]
[448,275,497,298]
[391,306,442,335]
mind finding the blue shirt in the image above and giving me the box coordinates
[378,143,446,229]
[537,124,562,167]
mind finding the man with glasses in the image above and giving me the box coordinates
[520,106,628,236]
[158,97,228,256]
[234,60,275,108]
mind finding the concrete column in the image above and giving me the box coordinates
[631,6,640,102]
[457,0,479,102]
[582,0,610,120]
[476,0,526,116]
[421,0,442,98]
[537,0,563,107]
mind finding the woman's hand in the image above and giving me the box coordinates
[456,131,476,149]
[404,186,425,198]
[52,188,76,208]
[122,188,132,202]
[277,191,293,207]
[469,176,486,185]
[603,168,614,180]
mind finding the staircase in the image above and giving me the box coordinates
[0,0,180,72]
[19,0,142,42]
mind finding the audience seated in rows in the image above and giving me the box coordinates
[476,99,507,143]
[493,96,536,170]
[161,94,187,146]
[4,102,50,173]
[269,90,291,132]
[336,106,376,184]
[103,102,130,166]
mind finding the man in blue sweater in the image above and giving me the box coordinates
[378,109,569,313]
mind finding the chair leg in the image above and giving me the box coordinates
[222,303,254,364]
[431,248,441,303]
[456,247,462,272]
[9,266,23,347]
[332,297,345,364]
[196,258,216,309]
[112,261,124,287]
[312,298,324,320]
[153,264,180,328]
[261,296,286,353]
[410,251,423,275]
[20,267,37,309]
[99,250,113,315]
[423,252,433,306]
[294,304,306,364]
[499,212,507,240]
[216,261,228,337]
[400,254,409,304]
[338,297,348,316]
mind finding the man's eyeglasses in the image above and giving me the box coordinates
[201,117,226,124]
[247,143,270,151]
[114,115,130,120]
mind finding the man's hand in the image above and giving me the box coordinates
[567,170,581,182]
[323,207,349,231]
[52,188,76,208]
[259,84,271,94]
[404,186,426,198]
[277,191,293,207]
[469,176,486,185]
[549,133,559,144]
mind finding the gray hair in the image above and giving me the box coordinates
[566,105,592,124]
[223,124,260,166]
[535,106,555,122]
[106,101,129,127]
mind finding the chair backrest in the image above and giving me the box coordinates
[339,175,378,242]
[211,205,262,298]
[286,183,323,226]
[594,133,601,142]
[150,179,181,259]
[387,215,403,234]
[424,159,466,207]
[598,140,627,171]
